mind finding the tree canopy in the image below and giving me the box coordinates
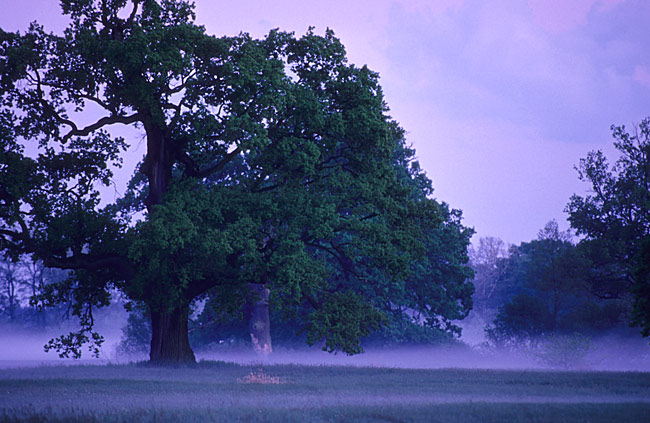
[0,0,472,363]
[567,118,650,340]
[188,159,474,351]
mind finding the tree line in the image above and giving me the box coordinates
[471,119,650,352]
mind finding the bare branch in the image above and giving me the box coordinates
[0,228,21,239]
[75,92,114,112]
[32,67,78,130]
[30,67,136,142]
[41,81,116,112]
[61,113,141,143]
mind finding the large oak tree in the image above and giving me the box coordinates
[0,0,467,363]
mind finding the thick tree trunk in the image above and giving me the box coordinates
[141,119,173,210]
[149,304,196,364]
[140,116,194,364]
[248,283,272,355]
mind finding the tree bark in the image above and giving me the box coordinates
[149,303,196,364]
[141,118,173,210]
[248,283,272,355]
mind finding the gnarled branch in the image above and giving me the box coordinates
[61,113,141,143]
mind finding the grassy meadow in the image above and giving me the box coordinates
[1,361,650,422]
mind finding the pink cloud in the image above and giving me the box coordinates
[528,0,626,33]
[395,0,463,17]
[633,65,650,89]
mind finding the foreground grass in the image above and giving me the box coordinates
[1,361,650,422]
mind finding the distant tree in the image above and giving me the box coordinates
[1,0,451,363]
[469,236,510,317]
[0,257,66,326]
[0,260,21,321]
[22,260,45,302]
[485,293,552,348]
[525,221,588,331]
[117,305,151,357]
[22,261,71,328]
[567,118,650,340]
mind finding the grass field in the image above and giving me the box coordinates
[1,361,650,422]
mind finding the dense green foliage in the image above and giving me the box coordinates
[186,143,474,349]
[0,0,472,361]
[119,143,474,352]
[2,363,650,423]
[567,118,650,340]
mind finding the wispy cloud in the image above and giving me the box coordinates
[527,0,627,33]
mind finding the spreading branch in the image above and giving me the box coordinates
[61,113,141,143]
[30,67,140,143]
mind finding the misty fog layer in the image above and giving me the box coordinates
[2,317,648,372]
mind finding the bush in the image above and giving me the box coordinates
[535,333,592,369]
[116,307,151,357]
[485,294,553,348]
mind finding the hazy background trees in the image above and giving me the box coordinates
[467,115,650,358]
[0,257,69,328]
[468,236,510,318]
[479,221,626,349]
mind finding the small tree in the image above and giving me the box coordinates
[485,294,552,349]
[526,221,588,331]
[469,236,509,317]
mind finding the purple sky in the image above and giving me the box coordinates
[1,0,649,244]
